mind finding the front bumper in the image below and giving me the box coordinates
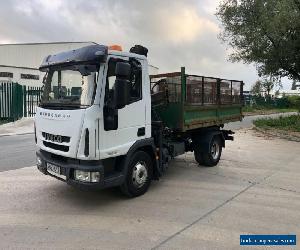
[36,150,124,190]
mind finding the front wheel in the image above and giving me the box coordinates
[120,151,153,197]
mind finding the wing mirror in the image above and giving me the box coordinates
[114,62,131,109]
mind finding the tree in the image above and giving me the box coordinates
[251,80,263,96]
[261,78,274,97]
[251,77,280,97]
[216,0,300,81]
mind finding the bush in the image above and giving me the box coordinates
[275,97,290,108]
[245,95,300,110]
[287,96,300,110]
[250,96,281,108]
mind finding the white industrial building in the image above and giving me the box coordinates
[277,89,300,97]
[0,42,158,87]
[0,42,96,86]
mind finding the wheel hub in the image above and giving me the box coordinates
[132,161,148,188]
[211,142,220,160]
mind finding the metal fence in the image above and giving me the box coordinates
[24,87,42,117]
[0,82,42,121]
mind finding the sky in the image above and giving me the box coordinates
[0,0,292,90]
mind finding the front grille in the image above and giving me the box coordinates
[42,132,70,143]
[43,141,69,152]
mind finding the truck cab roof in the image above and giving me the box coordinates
[39,44,148,71]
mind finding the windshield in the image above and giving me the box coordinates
[41,64,99,108]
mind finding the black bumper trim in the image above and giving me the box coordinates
[36,150,124,190]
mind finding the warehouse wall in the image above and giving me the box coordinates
[0,66,43,87]
[0,42,95,86]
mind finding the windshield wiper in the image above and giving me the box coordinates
[40,102,90,109]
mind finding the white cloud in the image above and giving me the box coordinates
[1,0,289,90]
[153,6,219,44]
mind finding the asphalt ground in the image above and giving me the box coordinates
[0,133,36,172]
[0,129,299,249]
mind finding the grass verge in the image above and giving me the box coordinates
[243,106,297,115]
[253,115,300,132]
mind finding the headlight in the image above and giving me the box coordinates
[74,170,100,183]
[74,170,90,182]
[90,172,100,182]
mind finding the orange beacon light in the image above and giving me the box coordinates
[108,45,123,51]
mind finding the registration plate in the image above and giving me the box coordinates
[46,163,65,180]
[47,163,60,174]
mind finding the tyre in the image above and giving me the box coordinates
[201,136,222,167]
[120,151,153,197]
[194,144,204,165]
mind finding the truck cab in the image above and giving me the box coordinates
[36,44,157,196]
[35,44,243,197]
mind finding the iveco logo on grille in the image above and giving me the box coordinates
[45,133,63,143]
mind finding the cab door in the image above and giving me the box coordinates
[99,56,146,159]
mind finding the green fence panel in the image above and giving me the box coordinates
[25,85,42,117]
[0,82,42,121]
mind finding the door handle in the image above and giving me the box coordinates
[137,127,145,136]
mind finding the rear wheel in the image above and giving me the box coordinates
[202,136,222,166]
[120,151,153,197]
[194,145,204,165]
[194,135,222,167]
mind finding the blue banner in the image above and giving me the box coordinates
[240,235,296,245]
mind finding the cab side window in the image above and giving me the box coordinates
[103,58,142,131]
[128,58,142,103]
[104,58,142,106]
[104,59,118,106]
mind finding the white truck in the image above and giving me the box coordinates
[35,44,243,197]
